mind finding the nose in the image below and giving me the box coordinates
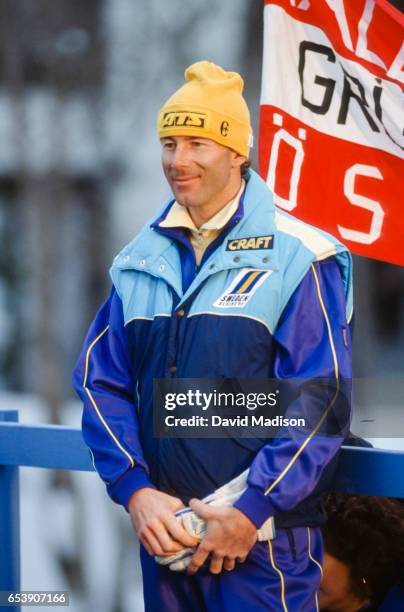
[169,143,191,171]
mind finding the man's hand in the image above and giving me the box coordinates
[186,499,257,575]
[128,488,199,557]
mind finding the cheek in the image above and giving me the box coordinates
[320,555,354,610]
[207,157,232,186]
[319,583,340,609]
[161,152,173,174]
[162,165,174,186]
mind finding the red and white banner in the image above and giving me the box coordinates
[259,0,404,265]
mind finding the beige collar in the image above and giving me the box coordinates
[159,179,245,232]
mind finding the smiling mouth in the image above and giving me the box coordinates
[172,176,199,184]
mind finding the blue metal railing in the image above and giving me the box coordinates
[1,408,404,609]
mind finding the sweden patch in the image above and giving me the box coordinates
[214,268,273,309]
[226,235,274,251]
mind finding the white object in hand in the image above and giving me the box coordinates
[155,469,275,571]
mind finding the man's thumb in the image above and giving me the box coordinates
[189,498,216,518]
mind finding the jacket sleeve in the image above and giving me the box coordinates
[234,257,352,527]
[72,286,155,508]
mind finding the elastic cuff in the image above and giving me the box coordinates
[234,486,276,528]
[107,466,155,510]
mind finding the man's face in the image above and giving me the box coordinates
[319,553,369,612]
[160,136,244,210]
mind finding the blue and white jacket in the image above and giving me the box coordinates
[73,170,353,529]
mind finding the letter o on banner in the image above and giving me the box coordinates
[266,128,304,211]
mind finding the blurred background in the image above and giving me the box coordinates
[0,1,402,611]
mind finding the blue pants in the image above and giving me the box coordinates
[140,527,323,611]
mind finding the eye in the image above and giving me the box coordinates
[162,140,175,150]
[190,140,204,147]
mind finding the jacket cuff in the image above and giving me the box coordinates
[233,486,276,528]
[107,466,155,510]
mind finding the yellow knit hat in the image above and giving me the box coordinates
[157,61,253,157]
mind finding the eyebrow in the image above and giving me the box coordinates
[160,136,206,142]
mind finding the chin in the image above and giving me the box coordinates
[175,196,190,208]
[176,195,197,208]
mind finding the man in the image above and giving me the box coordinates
[73,61,353,611]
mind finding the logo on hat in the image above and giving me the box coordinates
[162,110,207,129]
[220,121,229,136]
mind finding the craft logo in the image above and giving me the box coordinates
[161,110,207,129]
[214,268,272,309]
[226,235,274,251]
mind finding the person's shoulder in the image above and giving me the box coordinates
[244,170,350,262]
[110,197,175,270]
[110,227,151,271]
[243,173,354,318]
[378,584,404,612]
[273,207,349,262]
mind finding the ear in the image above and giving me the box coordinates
[230,151,247,169]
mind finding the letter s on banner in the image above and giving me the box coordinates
[266,126,304,211]
[338,164,384,245]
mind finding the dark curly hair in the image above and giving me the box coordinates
[322,494,404,607]
[241,159,251,178]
